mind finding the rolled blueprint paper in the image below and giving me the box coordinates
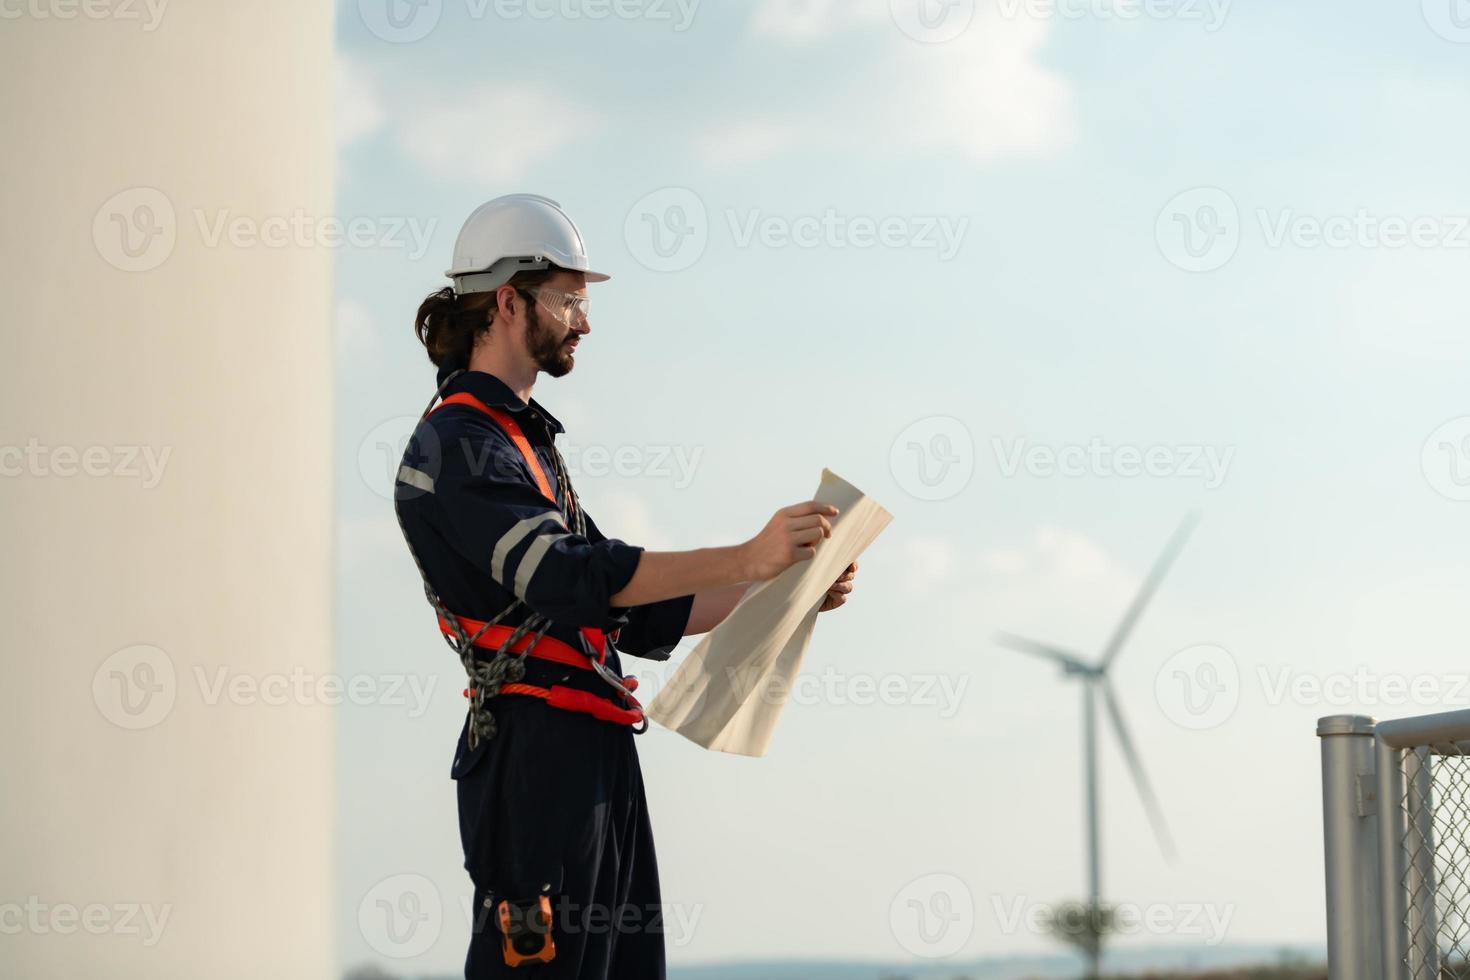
[648,468,894,757]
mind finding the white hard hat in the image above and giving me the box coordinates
[445,193,610,296]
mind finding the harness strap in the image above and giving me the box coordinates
[498,683,646,728]
[429,391,557,506]
[439,616,610,669]
[416,376,643,736]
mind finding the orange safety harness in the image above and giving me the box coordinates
[395,372,646,745]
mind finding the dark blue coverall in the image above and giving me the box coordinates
[394,367,694,979]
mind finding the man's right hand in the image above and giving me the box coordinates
[739,501,839,582]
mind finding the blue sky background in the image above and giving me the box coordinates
[333,0,1470,972]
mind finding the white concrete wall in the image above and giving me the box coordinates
[0,4,336,977]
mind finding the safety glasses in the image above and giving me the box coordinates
[523,286,589,325]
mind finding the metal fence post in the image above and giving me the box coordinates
[1378,737,1408,980]
[1319,714,1383,980]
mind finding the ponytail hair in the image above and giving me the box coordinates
[413,268,557,371]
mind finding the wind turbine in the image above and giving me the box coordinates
[995,514,1198,979]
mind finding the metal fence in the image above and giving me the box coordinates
[1320,710,1470,980]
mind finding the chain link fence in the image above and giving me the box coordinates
[1399,743,1470,979]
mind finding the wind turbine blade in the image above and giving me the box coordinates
[1100,679,1178,863]
[1098,513,1200,670]
[994,632,1090,672]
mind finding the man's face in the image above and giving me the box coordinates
[522,270,589,378]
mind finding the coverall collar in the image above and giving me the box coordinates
[437,366,566,436]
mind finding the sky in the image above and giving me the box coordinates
[332,0,1470,972]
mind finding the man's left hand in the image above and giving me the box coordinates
[818,561,858,613]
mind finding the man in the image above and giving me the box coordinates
[394,194,858,978]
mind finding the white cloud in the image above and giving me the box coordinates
[900,534,958,595]
[584,488,673,551]
[708,1,1075,165]
[336,55,386,148]
[749,0,886,40]
[973,524,1140,646]
[697,118,808,169]
[396,83,596,184]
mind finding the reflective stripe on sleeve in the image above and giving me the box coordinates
[397,466,436,494]
[491,512,566,584]
[514,532,571,598]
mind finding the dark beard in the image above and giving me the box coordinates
[524,301,575,377]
